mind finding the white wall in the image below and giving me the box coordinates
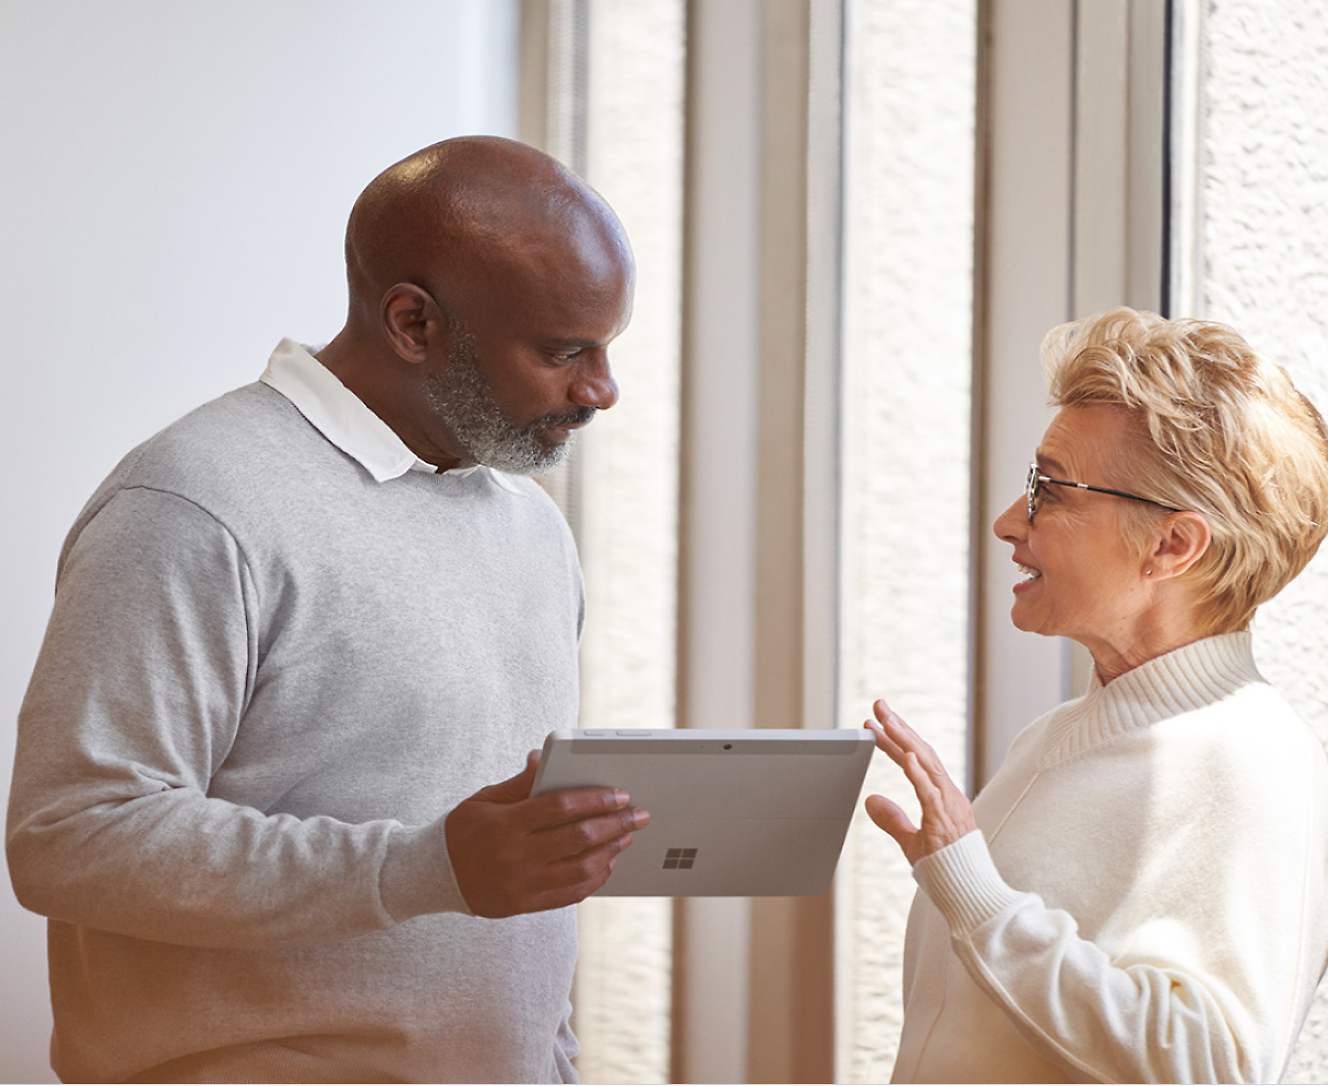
[0,3,517,1080]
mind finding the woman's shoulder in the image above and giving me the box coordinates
[1164,676,1320,749]
[1153,681,1328,820]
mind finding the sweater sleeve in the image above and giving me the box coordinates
[6,486,469,949]
[915,824,1321,1084]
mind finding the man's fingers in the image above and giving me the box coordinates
[523,832,638,913]
[549,825,637,885]
[519,783,638,834]
[475,748,638,834]
[530,803,651,858]
[518,807,651,910]
[446,762,651,919]
[482,819,644,917]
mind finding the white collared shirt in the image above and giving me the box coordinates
[258,338,521,493]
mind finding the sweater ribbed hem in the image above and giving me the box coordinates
[126,1041,393,1084]
[913,830,1024,936]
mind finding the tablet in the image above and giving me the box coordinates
[531,728,875,897]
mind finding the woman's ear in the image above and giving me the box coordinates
[381,282,439,363]
[1147,511,1212,579]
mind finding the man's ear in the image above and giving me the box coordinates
[1147,511,1212,579]
[381,283,440,363]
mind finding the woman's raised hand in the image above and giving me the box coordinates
[864,698,976,866]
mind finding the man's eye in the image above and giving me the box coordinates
[549,349,582,364]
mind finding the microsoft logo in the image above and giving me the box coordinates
[663,847,698,870]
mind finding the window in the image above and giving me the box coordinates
[527,0,1328,1079]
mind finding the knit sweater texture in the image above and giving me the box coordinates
[8,377,585,1083]
[893,632,1328,1084]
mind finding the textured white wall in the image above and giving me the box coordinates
[1192,2,1328,1080]
[0,3,517,1081]
[835,0,978,1079]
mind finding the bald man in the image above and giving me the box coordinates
[8,137,643,1083]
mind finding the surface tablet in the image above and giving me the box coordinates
[531,728,875,897]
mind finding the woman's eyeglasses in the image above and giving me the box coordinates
[1026,462,1181,523]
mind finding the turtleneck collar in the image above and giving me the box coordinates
[1036,631,1262,769]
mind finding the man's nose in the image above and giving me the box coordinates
[571,351,619,411]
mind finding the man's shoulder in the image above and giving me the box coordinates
[119,381,349,487]
[67,383,340,545]
[137,381,313,466]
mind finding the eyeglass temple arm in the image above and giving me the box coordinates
[1040,475,1179,512]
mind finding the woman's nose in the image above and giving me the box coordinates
[992,494,1028,542]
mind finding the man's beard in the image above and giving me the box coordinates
[422,329,594,476]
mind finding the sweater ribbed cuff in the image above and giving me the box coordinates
[913,830,1024,937]
[378,817,472,921]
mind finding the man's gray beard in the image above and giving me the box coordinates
[422,335,589,476]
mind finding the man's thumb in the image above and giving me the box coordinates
[472,749,540,805]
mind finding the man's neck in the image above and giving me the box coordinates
[315,331,465,472]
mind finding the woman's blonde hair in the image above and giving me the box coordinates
[1042,307,1328,634]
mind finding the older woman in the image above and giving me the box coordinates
[868,307,1328,1083]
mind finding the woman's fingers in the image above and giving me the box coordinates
[865,793,916,845]
[865,716,900,758]
[875,699,944,769]
[865,697,978,864]
[874,701,960,799]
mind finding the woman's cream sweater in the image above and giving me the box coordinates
[893,632,1328,1083]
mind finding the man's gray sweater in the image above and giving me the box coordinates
[8,381,585,1083]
